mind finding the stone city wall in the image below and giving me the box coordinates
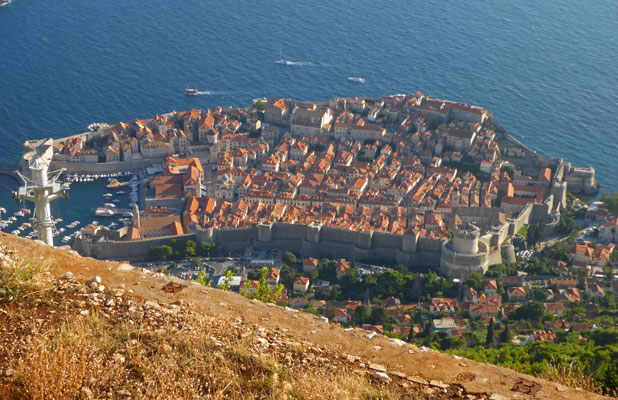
[196,223,440,268]
[51,158,162,174]
[75,233,196,261]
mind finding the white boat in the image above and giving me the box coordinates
[95,207,115,217]
[117,191,125,194]
[103,193,113,197]
[348,77,366,83]
[274,47,294,66]
[185,87,199,96]
[0,207,6,213]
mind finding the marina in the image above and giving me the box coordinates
[0,171,142,246]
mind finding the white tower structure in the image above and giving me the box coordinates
[14,158,68,247]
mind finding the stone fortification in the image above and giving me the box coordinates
[74,232,197,260]
[196,222,436,267]
[440,224,489,278]
[493,119,597,194]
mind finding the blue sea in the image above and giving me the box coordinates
[0,0,617,236]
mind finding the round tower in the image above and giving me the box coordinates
[452,224,480,254]
[501,243,516,264]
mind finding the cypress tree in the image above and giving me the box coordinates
[485,318,495,347]
[500,321,511,344]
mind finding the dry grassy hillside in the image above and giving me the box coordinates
[0,233,610,399]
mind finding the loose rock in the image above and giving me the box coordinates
[373,371,391,383]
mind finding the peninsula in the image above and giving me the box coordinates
[34,93,596,276]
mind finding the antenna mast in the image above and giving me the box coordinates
[14,156,69,246]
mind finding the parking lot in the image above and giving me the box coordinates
[134,258,241,283]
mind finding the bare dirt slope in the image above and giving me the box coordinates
[0,233,610,399]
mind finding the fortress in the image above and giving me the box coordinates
[75,197,558,279]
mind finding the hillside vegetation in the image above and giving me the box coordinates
[0,233,610,399]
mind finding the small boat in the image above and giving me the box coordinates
[348,77,366,83]
[103,193,113,197]
[95,207,115,217]
[0,0,13,7]
[275,47,294,66]
[107,179,130,189]
[185,88,199,96]
[117,190,125,194]
[0,207,6,213]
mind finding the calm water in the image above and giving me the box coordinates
[0,0,617,226]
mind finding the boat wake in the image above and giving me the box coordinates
[196,90,226,95]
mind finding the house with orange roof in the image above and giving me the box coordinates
[507,286,527,302]
[293,276,310,293]
[544,302,564,317]
[266,267,280,286]
[483,280,498,295]
[430,298,456,315]
[469,303,500,319]
[586,281,605,298]
[570,243,594,267]
[336,259,350,280]
[105,146,121,163]
[303,257,318,272]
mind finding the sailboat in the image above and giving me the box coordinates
[274,47,293,66]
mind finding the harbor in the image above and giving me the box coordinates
[0,171,143,246]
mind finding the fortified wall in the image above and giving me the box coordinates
[73,232,197,261]
[493,118,597,194]
[196,222,443,267]
[71,198,558,278]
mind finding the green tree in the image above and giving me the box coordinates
[195,268,211,287]
[185,240,197,257]
[254,99,266,112]
[247,269,262,281]
[282,252,297,266]
[218,269,235,291]
[486,318,495,347]
[464,272,483,291]
[600,192,618,215]
[511,302,545,321]
[198,242,215,257]
[351,305,371,326]
[369,306,390,325]
[240,267,284,303]
[533,288,550,301]
[558,215,578,235]
[148,245,173,261]
[340,267,361,297]
[375,269,405,299]
[500,321,511,344]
